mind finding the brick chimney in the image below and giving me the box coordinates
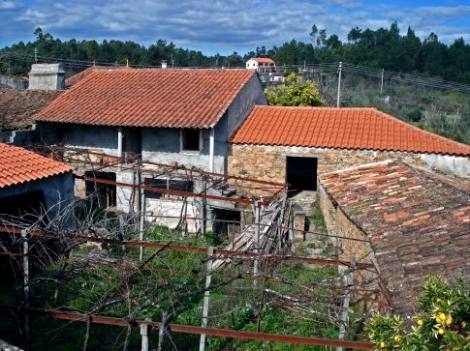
[28,63,65,90]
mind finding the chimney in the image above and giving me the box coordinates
[28,63,65,90]
[161,60,168,69]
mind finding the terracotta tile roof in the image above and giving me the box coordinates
[64,66,123,88]
[231,106,470,157]
[35,68,257,128]
[0,143,72,189]
[320,160,470,315]
[252,57,274,64]
[0,89,61,130]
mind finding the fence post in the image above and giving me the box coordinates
[21,229,31,350]
[140,319,149,351]
[253,201,261,288]
[199,246,214,351]
[336,258,355,351]
[336,61,342,108]
[139,164,146,261]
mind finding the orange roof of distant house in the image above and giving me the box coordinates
[231,106,470,157]
[251,57,274,64]
[35,68,257,128]
[0,143,72,189]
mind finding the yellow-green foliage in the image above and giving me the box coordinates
[265,73,323,106]
[366,275,470,350]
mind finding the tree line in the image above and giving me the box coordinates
[1,23,470,84]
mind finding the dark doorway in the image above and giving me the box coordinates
[85,171,116,209]
[286,156,318,196]
[212,208,241,241]
[0,191,45,223]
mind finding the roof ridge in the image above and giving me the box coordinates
[320,159,397,178]
[254,105,377,111]
[375,109,470,148]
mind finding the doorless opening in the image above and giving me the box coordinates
[85,171,117,209]
[286,156,318,196]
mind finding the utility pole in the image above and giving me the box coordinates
[336,61,342,108]
[380,68,384,94]
[34,47,38,63]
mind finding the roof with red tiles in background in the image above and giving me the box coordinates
[35,68,257,128]
[0,89,61,131]
[251,57,275,64]
[320,160,470,315]
[230,106,470,156]
[0,143,72,189]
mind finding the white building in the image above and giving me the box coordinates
[246,57,275,72]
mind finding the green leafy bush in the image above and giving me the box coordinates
[265,73,323,106]
[366,275,470,350]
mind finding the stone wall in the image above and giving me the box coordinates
[319,185,381,310]
[228,144,425,186]
[318,185,372,263]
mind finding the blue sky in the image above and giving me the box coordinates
[1,0,469,54]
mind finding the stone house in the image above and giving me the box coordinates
[0,143,74,222]
[229,106,470,199]
[33,67,266,230]
[319,160,470,315]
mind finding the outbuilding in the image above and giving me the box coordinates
[0,143,74,222]
[319,160,470,315]
[229,106,470,199]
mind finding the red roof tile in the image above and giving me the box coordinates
[0,143,72,189]
[320,160,470,314]
[251,57,274,64]
[35,68,257,128]
[231,106,470,156]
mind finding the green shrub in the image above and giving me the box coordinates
[366,275,470,350]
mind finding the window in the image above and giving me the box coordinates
[144,178,194,199]
[181,129,202,151]
[85,171,117,208]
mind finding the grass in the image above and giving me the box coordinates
[0,224,362,350]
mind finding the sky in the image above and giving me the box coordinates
[0,0,469,54]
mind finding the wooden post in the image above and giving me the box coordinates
[253,201,261,288]
[140,319,150,351]
[139,188,146,261]
[199,246,214,351]
[201,177,207,235]
[336,258,355,351]
[21,229,31,350]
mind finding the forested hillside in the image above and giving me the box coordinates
[1,25,469,144]
[2,23,470,84]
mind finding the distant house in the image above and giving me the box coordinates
[229,106,470,200]
[0,143,74,222]
[246,57,275,72]
[319,160,470,315]
[33,67,266,230]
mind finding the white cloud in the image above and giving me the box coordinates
[1,0,469,52]
[0,1,17,10]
